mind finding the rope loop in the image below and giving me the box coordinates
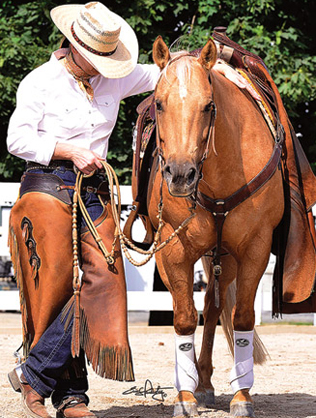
[72,160,195,271]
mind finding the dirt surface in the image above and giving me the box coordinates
[1,313,316,418]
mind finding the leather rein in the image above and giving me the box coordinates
[154,55,285,307]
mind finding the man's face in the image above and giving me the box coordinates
[70,44,100,76]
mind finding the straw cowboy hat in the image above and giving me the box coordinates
[50,2,139,78]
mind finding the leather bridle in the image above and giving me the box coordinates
[154,55,217,188]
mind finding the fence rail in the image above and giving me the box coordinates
[0,184,315,326]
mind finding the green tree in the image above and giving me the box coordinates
[0,0,67,180]
[0,0,315,181]
[185,0,316,169]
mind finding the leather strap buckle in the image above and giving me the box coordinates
[85,186,98,194]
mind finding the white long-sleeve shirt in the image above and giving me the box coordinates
[7,49,160,165]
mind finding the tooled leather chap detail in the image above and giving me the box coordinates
[21,217,41,289]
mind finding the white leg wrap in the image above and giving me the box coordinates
[174,333,199,393]
[230,330,254,394]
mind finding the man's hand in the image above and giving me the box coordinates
[213,59,261,101]
[52,143,104,175]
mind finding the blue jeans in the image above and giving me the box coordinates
[20,165,107,408]
[21,310,89,407]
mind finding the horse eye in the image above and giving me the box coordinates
[203,101,213,112]
[156,100,163,112]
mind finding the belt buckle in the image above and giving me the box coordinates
[86,186,97,194]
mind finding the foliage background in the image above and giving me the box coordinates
[0,0,315,182]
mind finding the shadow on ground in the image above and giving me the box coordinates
[92,392,316,417]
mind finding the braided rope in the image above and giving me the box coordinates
[72,161,196,269]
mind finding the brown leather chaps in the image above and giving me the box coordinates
[9,173,134,381]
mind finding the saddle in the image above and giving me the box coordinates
[124,29,316,314]
[123,94,156,250]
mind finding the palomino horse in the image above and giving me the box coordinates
[147,37,284,417]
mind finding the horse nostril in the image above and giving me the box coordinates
[187,168,196,185]
[164,165,172,176]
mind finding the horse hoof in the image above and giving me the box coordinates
[195,389,215,407]
[173,401,199,417]
[230,401,255,417]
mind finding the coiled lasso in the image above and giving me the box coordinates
[72,160,196,280]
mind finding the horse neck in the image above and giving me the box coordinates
[200,71,275,198]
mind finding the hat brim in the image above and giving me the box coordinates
[51,4,139,79]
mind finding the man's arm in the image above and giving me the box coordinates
[52,143,104,175]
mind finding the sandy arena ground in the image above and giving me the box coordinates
[1,313,316,418]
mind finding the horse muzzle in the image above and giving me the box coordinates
[163,160,200,197]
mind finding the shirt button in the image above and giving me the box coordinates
[91,123,94,127]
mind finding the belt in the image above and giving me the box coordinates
[26,160,75,171]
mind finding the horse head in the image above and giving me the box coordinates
[153,36,217,197]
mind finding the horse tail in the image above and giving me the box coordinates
[221,280,269,365]
[201,256,269,365]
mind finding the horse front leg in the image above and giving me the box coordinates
[196,254,237,407]
[155,237,199,418]
[229,242,271,418]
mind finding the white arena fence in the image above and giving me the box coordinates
[0,183,315,326]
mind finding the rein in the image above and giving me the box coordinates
[71,161,196,286]
[72,53,284,311]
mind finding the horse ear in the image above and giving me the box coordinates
[153,36,171,70]
[198,39,217,70]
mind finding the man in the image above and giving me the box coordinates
[6,2,259,418]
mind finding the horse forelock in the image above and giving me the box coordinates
[162,52,194,100]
